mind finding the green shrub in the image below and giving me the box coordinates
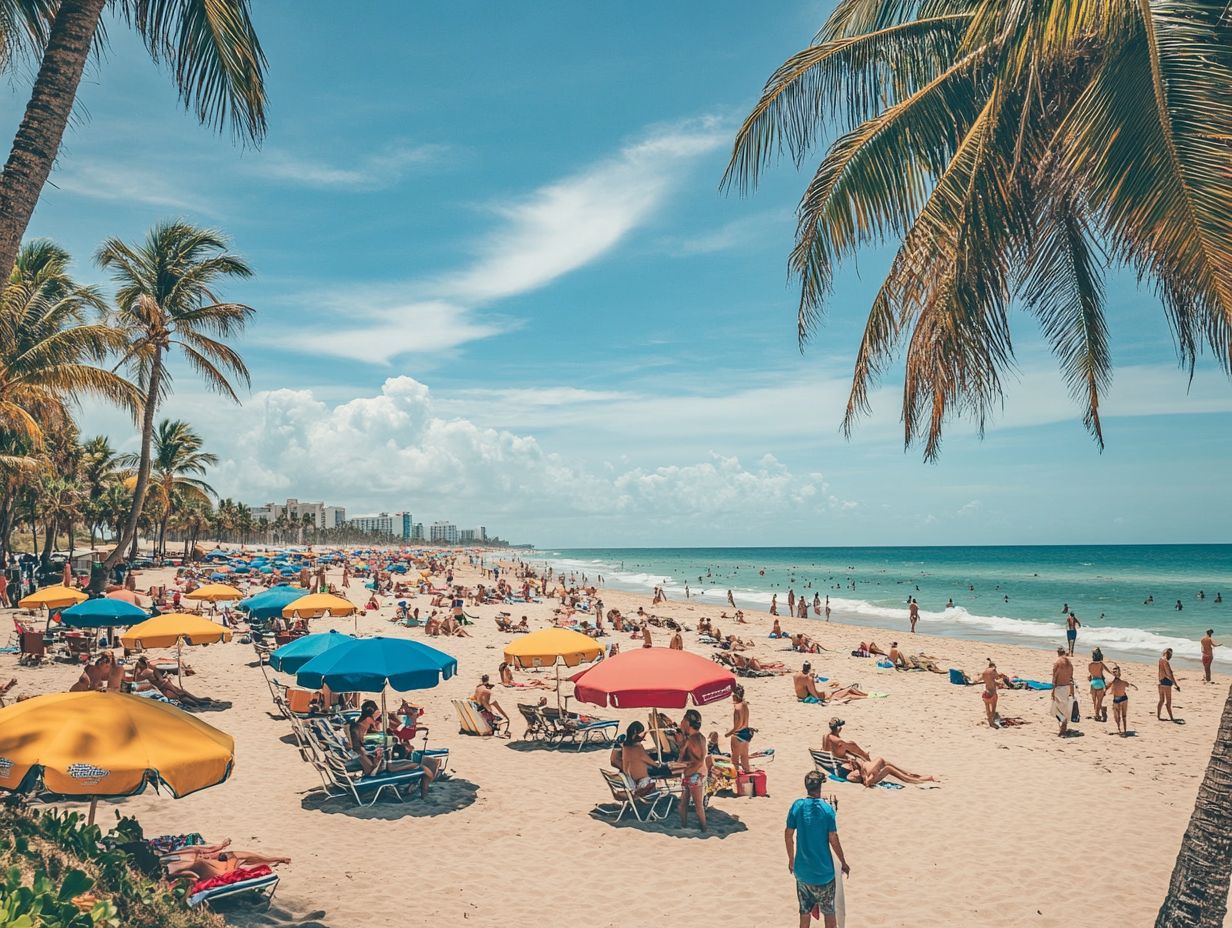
[0,807,222,928]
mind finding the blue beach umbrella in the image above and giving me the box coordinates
[59,598,148,629]
[269,630,355,674]
[236,585,307,620]
[295,637,457,693]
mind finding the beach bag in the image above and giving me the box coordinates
[737,770,768,797]
[1071,698,1081,724]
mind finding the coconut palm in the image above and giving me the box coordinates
[0,0,266,285]
[0,240,133,565]
[97,221,252,577]
[119,418,216,557]
[79,434,120,547]
[727,3,1232,923]
[170,498,211,562]
[725,0,1232,461]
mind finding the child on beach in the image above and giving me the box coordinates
[1107,666,1137,736]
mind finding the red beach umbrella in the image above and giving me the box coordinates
[569,647,735,709]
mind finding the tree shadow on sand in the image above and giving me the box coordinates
[588,804,747,839]
[299,777,479,821]
[224,898,333,928]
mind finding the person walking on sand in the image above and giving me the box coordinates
[1052,647,1076,736]
[909,598,919,634]
[1088,648,1112,722]
[1156,648,1182,723]
[728,589,736,608]
[1108,666,1137,736]
[678,710,708,832]
[786,770,849,928]
[1065,611,1081,656]
[770,594,778,616]
[788,589,796,615]
[1200,630,1219,683]
[980,659,999,728]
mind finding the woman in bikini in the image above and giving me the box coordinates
[165,845,291,882]
[498,661,552,689]
[1088,647,1112,722]
[725,685,754,776]
[1107,665,1138,736]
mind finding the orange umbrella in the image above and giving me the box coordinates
[106,589,146,606]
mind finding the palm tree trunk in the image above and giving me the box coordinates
[97,352,161,590]
[0,0,107,283]
[1155,684,1232,927]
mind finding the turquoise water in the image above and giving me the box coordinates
[529,545,1231,667]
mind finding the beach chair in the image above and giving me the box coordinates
[540,706,618,750]
[597,769,674,823]
[187,870,280,910]
[321,752,424,806]
[453,699,495,736]
[517,703,550,740]
[809,749,847,781]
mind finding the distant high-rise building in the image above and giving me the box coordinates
[429,521,458,544]
[478,526,487,541]
[250,498,346,532]
[459,529,475,543]
[396,511,413,540]
[411,523,425,542]
[349,513,396,536]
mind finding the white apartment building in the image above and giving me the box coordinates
[429,521,459,544]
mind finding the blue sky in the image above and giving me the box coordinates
[10,1,1232,546]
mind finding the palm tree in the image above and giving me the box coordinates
[119,418,216,558]
[35,472,82,564]
[724,0,1232,460]
[170,499,211,562]
[97,221,253,579]
[726,4,1232,923]
[0,240,133,565]
[79,434,119,547]
[0,0,266,285]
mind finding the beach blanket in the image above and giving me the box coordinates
[1016,679,1053,691]
[1052,685,1075,724]
[187,864,272,896]
[825,771,903,790]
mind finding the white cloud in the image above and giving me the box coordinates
[251,143,447,190]
[280,116,728,363]
[50,160,211,213]
[660,209,785,257]
[198,375,847,537]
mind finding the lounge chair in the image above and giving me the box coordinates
[320,751,424,806]
[540,706,618,750]
[517,703,550,740]
[809,748,847,780]
[188,870,280,909]
[597,769,674,823]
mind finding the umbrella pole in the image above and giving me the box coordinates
[87,798,97,827]
[177,639,183,689]
[380,689,390,772]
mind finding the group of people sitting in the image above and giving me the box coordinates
[67,651,222,708]
[608,711,713,831]
[819,717,940,788]
[792,662,869,705]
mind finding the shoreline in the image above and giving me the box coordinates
[526,552,1229,671]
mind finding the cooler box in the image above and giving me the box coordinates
[736,769,768,797]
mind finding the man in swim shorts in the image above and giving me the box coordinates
[1051,647,1075,736]
[786,770,849,928]
[1065,612,1081,656]
[793,662,826,703]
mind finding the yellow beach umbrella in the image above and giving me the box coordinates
[184,582,243,603]
[120,613,232,650]
[282,592,356,619]
[121,613,232,688]
[504,627,603,669]
[18,585,87,610]
[503,627,604,707]
[0,691,234,823]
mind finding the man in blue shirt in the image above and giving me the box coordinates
[785,770,849,927]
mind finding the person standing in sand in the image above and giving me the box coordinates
[980,659,999,728]
[1108,666,1137,736]
[1156,649,1181,723]
[669,629,683,650]
[786,770,848,928]
[771,594,778,616]
[726,684,753,776]
[678,710,708,832]
[1065,612,1081,656]
[641,625,652,649]
[1200,630,1219,683]
[1052,647,1076,736]
[727,589,736,608]
[788,589,796,615]
[909,598,919,633]
[1088,648,1112,722]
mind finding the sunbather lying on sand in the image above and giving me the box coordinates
[499,661,554,689]
[132,657,216,707]
[165,846,291,882]
[822,719,939,788]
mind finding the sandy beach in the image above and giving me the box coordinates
[4,554,1228,928]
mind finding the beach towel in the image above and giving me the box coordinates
[187,864,272,896]
[1012,678,1053,691]
[825,771,903,790]
[1052,685,1075,724]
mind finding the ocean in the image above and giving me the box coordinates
[527,545,1231,668]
